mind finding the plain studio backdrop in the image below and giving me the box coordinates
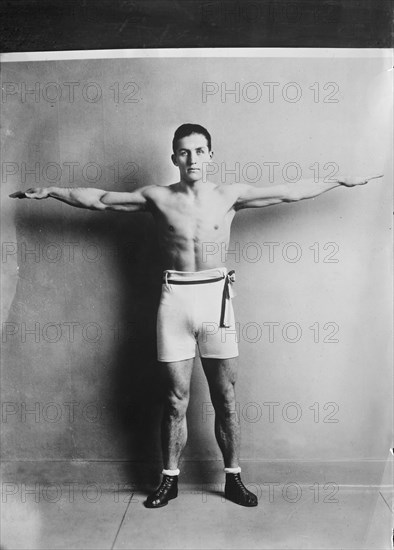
[1,52,392,489]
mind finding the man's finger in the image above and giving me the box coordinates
[9,191,27,199]
[366,174,384,181]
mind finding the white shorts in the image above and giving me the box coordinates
[157,267,239,363]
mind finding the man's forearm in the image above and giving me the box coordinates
[286,179,341,202]
[286,173,384,202]
[10,185,149,212]
[47,187,106,209]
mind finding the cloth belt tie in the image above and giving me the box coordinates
[220,270,236,328]
[163,270,236,328]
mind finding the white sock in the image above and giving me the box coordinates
[224,466,241,474]
[162,468,180,476]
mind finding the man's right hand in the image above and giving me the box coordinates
[9,188,50,199]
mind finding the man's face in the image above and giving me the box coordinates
[172,133,213,183]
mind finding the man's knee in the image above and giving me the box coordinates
[211,383,236,416]
[165,390,190,418]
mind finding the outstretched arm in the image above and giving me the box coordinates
[234,175,383,210]
[9,186,155,212]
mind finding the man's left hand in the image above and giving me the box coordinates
[338,174,384,187]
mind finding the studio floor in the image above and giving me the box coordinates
[1,483,392,549]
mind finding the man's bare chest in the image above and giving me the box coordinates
[152,192,235,240]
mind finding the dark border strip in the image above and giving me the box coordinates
[1,0,393,53]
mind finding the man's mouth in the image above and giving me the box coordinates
[187,168,200,172]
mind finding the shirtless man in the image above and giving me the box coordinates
[10,123,382,508]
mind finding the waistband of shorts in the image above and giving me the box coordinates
[162,267,228,284]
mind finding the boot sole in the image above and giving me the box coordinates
[144,492,178,508]
[225,493,258,507]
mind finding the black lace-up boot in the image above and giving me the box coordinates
[224,473,258,507]
[144,475,178,508]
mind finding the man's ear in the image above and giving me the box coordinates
[171,154,178,166]
[209,150,214,160]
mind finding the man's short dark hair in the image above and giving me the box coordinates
[172,124,212,153]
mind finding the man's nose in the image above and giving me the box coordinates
[188,152,197,164]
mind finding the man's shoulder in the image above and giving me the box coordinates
[140,184,180,209]
[141,184,176,198]
[214,182,248,199]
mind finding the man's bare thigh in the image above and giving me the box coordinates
[160,358,195,396]
[201,357,238,392]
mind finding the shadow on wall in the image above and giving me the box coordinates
[12,195,170,487]
[107,211,166,488]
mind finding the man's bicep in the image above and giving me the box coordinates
[235,197,286,210]
[234,183,288,209]
[100,187,153,211]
